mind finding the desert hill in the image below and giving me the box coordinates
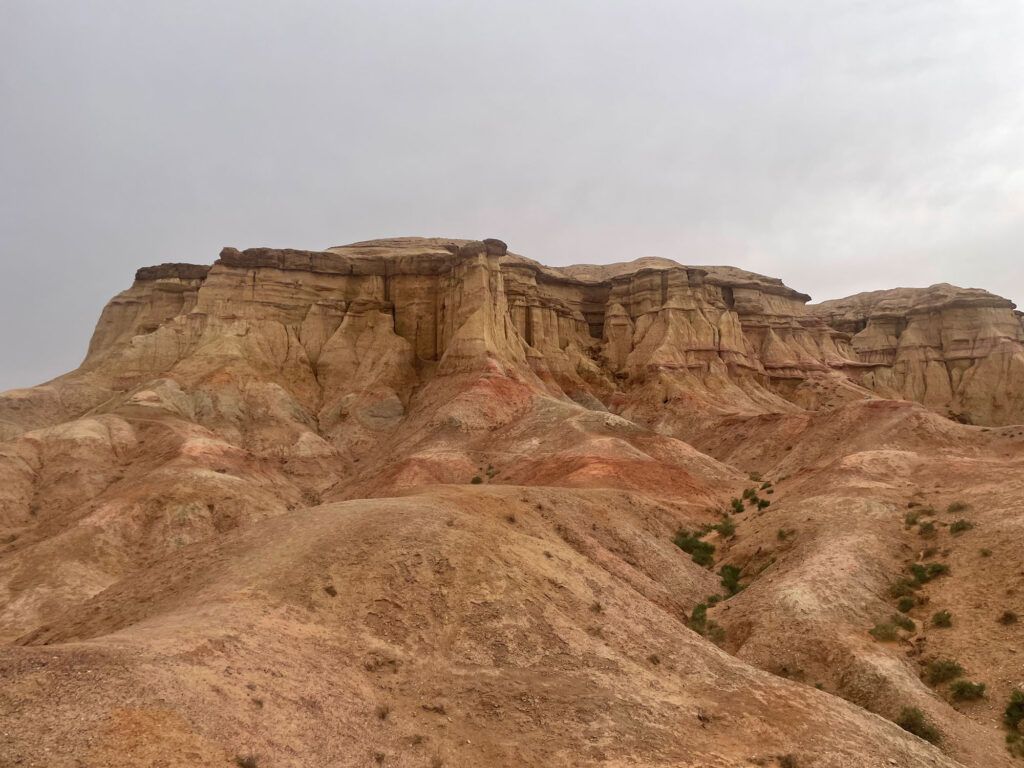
[1,237,1023,767]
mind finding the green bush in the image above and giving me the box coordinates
[904,510,921,528]
[925,659,963,685]
[946,501,971,514]
[673,530,716,567]
[742,488,756,500]
[731,498,745,514]
[470,476,483,484]
[949,519,974,535]
[715,515,736,538]
[719,564,743,596]
[918,521,936,537]
[869,622,898,642]
[909,562,949,586]
[897,596,916,613]
[950,681,985,701]
[931,610,952,628]
[757,499,770,509]
[896,707,941,744]
[889,578,918,598]
[892,613,915,632]
[760,481,772,490]
[688,603,708,634]
[1005,689,1024,730]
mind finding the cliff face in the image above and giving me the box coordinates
[65,238,1024,435]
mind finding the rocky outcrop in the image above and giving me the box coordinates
[5,239,1023,443]
[813,284,1024,424]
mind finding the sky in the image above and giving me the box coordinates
[1,1,1022,392]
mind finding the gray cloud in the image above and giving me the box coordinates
[2,0,1022,391]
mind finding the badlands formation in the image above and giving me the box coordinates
[1,237,1023,768]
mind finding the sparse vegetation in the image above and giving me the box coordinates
[590,601,604,614]
[869,622,898,642]
[647,653,660,665]
[980,548,992,557]
[715,515,736,538]
[719,564,742,596]
[946,501,971,514]
[931,610,952,628]
[749,471,762,482]
[896,707,941,744]
[742,488,755,500]
[889,578,917,598]
[918,521,936,538]
[999,611,1019,625]
[904,510,921,528]
[688,603,708,634]
[376,703,390,720]
[760,481,772,490]
[236,756,259,768]
[731,498,745,514]
[1005,689,1024,730]
[323,584,338,597]
[950,681,986,701]
[949,519,974,535]
[897,596,915,613]
[673,529,715,567]
[891,613,915,632]
[924,659,963,685]
[779,755,798,768]
[909,562,948,585]
[757,499,770,510]
[470,476,483,484]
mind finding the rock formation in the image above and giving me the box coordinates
[2,237,1023,768]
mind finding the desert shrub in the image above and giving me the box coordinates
[647,653,661,665]
[749,471,762,482]
[470,476,483,484]
[779,755,798,768]
[892,613,915,632]
[925,659,963,685]
[757,556,776,574]
[590,601,604,613]
[777,528,792,541]
[931,610,952,628]
[742,487,755,500]
[869,622,898,642]
[1005,689,1024,730]
[236,757,259,768]
[719,564,743,596]
[323,584,338,597]
[896,707,941,744]
[921,547,938,559]
[715,515,736,538]
[946,501,971,513]
[980,548,992,557]
[706,594,721,607]
[731,498,745,514]
[950,519,974,535]
[904,510,921,528]
[757,499,771,510]
[688,603,708,634]
[999,611,1019,625]
[950,681,986,701]
[706,621,726,645]
[760,481,772,490]
[909,562,948,585]
[673,530,715,567]
[918,521,936,537]
[376,704,390,720]
[889,578,918,598]
[897,596,916,613]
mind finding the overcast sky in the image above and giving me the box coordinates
[2,1,1022,392]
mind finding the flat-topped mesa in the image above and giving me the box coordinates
[55,237,1024,430]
